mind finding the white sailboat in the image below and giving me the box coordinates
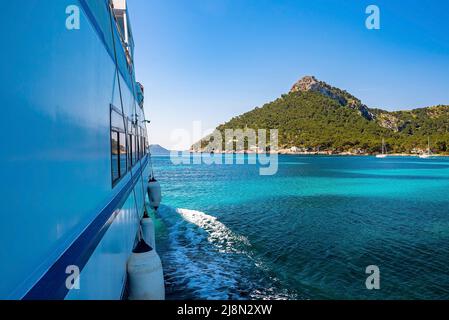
[419,137,432,159]
[376,138,388,158]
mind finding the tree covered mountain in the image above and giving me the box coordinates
[201,76,449,154]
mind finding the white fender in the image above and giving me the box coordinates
[127,240,165,300]
[147,178,162,210]
[141,215,156,251]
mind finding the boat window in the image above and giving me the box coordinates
[127,119,133,134]
[136,134,140,161]
[141,137,144,158]
[140,137,145,158]
[139,127,144,158]
[139,134,142,159]
[111,131,120,183]
[136,133,140,160]
[119,132,127,177]
[111,106,125,132]
[132,132,137,163]
[139,136,142,158]
[128,133,133,168]
[144,137,148,154]
[110,105,127,186]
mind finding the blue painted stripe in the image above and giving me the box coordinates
[22,156,149,300]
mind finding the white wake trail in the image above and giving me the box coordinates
[157,205,294,300]
[175,208,252,254]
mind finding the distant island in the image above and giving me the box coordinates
[150,144,171,155]
[193,76,449,155]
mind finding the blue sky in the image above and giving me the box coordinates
[128,0,449,149]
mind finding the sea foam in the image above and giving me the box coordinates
[156,205,293,300]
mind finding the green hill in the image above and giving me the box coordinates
[196,76,449,155]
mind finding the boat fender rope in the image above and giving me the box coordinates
[133,239,153,254]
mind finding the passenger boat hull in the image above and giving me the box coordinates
[1,0,153,300]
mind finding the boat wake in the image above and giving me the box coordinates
[157,205,294,300]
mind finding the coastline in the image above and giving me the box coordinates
[187,150,449,157]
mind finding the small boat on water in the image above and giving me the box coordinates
[376,138,388,158]
[419,137,432,159]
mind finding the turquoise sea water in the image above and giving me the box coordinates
[151,155,449,300]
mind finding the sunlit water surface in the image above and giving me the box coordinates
[150,155,449,300]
